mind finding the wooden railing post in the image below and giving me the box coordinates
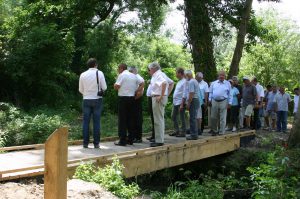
[44,127,68,199]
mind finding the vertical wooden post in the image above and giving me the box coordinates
[44,127,68,199]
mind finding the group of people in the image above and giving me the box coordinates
[79,58,299,148]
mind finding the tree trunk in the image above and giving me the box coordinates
[228,0,253,78]
[288,98,300,148]
[71,24,86,75]
[184,0,217,82]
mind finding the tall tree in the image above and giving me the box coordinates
[288,100,300,148]
[228,0,253,77]
[184,0,217,82]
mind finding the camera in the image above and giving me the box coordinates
[97,90,104,97]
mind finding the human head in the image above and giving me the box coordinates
[294,87,299,95]
[243,76,251,85]
[118,63,127,74]
[128,66,138,75]
[184,70,193,80]
[218,70,226,81]
[228,79,233,87]
[266,84,272,92]
[87,58,98,68]
[148,62,160,76]
[252,77,258,85]
[195,72,204,82]
[176,67,185,79]
[272,85,277,93]
[232,76,239,86]
[279,86,285,94]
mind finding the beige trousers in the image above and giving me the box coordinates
[211,99,228,134]
[152,96,168,143]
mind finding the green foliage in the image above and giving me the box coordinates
[247,147,300,199]
[74,157,140,199]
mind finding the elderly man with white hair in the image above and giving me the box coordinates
[185,70,201,140]
[209,70,232,135]
[148,62,174,147]
[196,72,209,134]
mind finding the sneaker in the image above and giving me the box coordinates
[232,127,237,132]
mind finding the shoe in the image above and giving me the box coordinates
[176,133,186,137]
[114,141,127,146]
[169,132,178,136]
[225,127,232,131]
[146,136,154,140]
[232,127,237,132]
[127,140,133,145]
[211,131,219,136]
[186,129,190,134]
[83,145,89,148]
[198,129,202,135]
[149,138,155,142]
[150,142,164,147]
[186,136,198,140]
[133,139,142,143]
[94,144,100,149]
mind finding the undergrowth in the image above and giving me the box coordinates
[74,157,140,199]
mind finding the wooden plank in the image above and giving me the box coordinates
[0,130,255,181]
[44,127,68,199]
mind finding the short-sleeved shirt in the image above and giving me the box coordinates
[294,95,299,113]
[266,91,276,111]
[173,78,186,105]
[198,80,209,101]
[274,93,291,112]
[115,70,141,96]
[150,70,173,96]
[188,79,200,99]
[242,84,257,107]
[255,83,264,101]
[231,87,240,106]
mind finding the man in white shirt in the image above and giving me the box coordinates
[148,62,174,147]
[114,64,143,146]
[170,68,186,137]
[196,72,209,133]
[252,77,264,130]
[209,71,232,135]
[293,88,299,120]
[79,58,107,149]
[129,66,145,143]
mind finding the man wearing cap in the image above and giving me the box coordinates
[185,70,201,140]
[129,66,145,143]
[242,76,257,129]
[196,72,209,133]
[209,71,232,135]
[170,68,186,137]
[148,62,174,147]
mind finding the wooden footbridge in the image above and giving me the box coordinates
[0,129,255,182]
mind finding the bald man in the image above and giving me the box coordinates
[209,71,232,135]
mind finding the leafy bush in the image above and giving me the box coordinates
[74,157,140,199]
[247,147,300,199]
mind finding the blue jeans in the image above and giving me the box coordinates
[189,98,199,137]
[276,111,288,132]
[82,98,103,146]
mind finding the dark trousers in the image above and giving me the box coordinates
[148,97,155,138]
[134,97,143,140]
[253,108,261,130]
[201,104,205,131]
[82,99,103,146]
[277,111,288,132]
[230,105,239,127]
[171,104,186,133]
[118,96,135,143]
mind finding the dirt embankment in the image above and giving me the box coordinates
[0,179,118,199]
